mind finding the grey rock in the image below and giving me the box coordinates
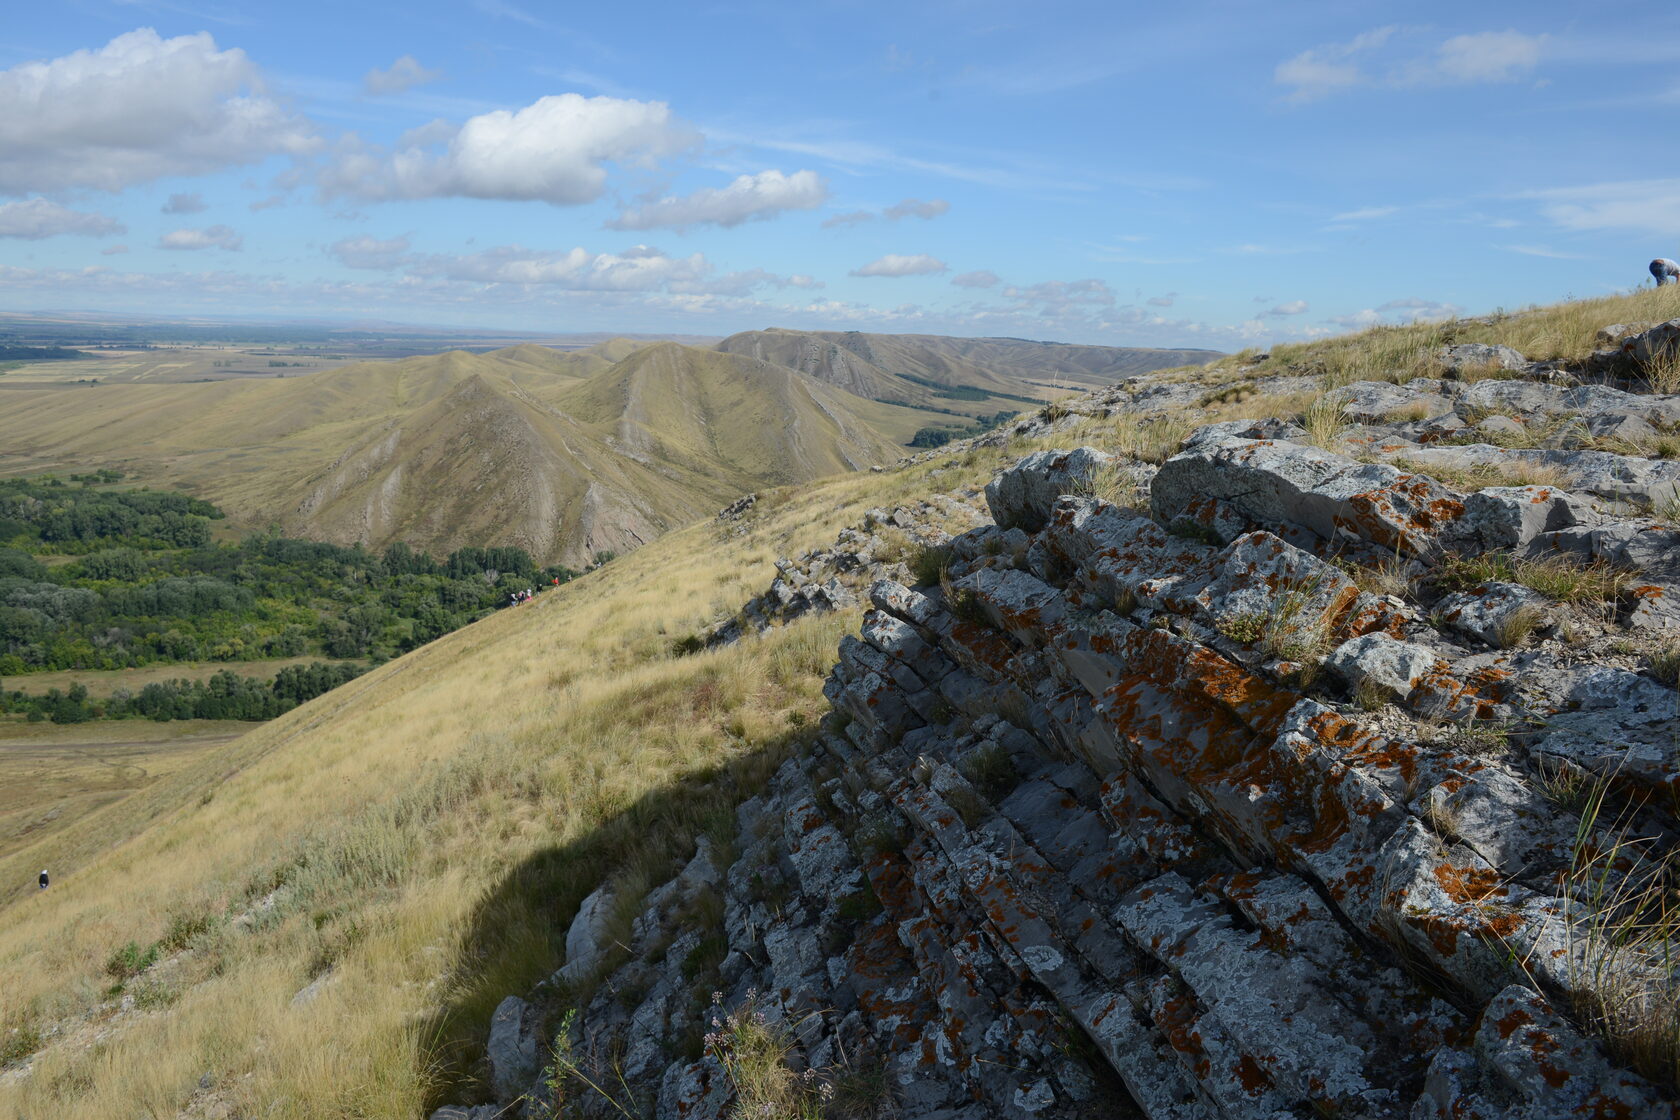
[1438,342,1526,375]
[1325,633,1443,697]
[1443,485,1597,553]
[486,995,542,1102]
[1595,321,1654,345]
[1618,317,1680,364]
[1435,581,1550,646]
[557,884,615,984]
[1472,414,1527,439]
[985,447,1116,532]
[1153,437,1467,557]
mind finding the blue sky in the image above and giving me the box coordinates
[2,1,1678,347]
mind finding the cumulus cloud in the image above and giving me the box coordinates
[951,270,1000,289]
[1147,292,1177,308]
[1266,300,1309,316]
[330,234,413,270]
[1277,27,1543,102]
[364,55,442,96]
[319,93,697,206]
[411,243,706,289]
[851,253,947,278]
[163,192,207,214]
[0,29,316,195]
[821,210,873,229]
[883,197,949,221]
[0,199,125,239]
[609,169,826,231]
[101,244,129,255]
[159,224,242,251]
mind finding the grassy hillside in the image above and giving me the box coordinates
[0,449,999,1119]
[2,286,1673,1117]
[715,327,1221,405]
[0,343,926,568]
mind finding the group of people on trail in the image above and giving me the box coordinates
[506,576,564,609]
[1652,258,1680,286]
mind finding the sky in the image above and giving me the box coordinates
[2,1,1679,348]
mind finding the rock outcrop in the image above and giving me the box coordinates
[440,334,1680,1120]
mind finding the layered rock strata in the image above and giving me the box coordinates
[443,325,1680,1119]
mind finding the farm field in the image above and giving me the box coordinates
[0,720,247,866]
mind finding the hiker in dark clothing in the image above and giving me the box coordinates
[38,869,48,890]
[1651,258,1679,286]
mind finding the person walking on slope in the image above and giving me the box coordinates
[1651,258,1679,286]
[38,869,48,890]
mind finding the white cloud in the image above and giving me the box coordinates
[951,270,1000,289]
[1497,244,1585,260]
[160,224,242,251]
[1277,26,1543,103]
[851,253,947,278]
[1330,205,1398,222]
[1323,297,1462,330]
[1428,31,1544,84]
[821,210,873,229]
[331,234,413,270]
[1518,178,1680,236]
[1275,26,1397,102]
[0,29,316,194]
[101,244,129,255]
[786,274,823,289]
[1001,278,1116,311]
[321,94,697,206]
[609,169,826,231]
[162,192,207,214]
[1147,292,1177,308]
[1268,299,1309,316]
[363,55,442,96]
[883,197,949,221]
[0,199,125,239]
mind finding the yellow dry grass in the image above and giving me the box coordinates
[0,446,1007,1120]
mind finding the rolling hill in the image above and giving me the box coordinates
[0,331,1214,566]
[716,328,1221,407]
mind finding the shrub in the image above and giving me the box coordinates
[1,1022,41,1067]
[105,940,159,981]
[705,993,828,1120]
[906,542,951,588]
[958,742,1019,800]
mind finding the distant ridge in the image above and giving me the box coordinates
[0,329,1215,565]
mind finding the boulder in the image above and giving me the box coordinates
[1325,634,1443,697]
[485,995,542,1102]
[1618,318,1680,364]
[1153,438,1466,558]
[557,884,615,984]
[985,447,1116,532]
[1438,343,1526,375]
[1443,485,1597,553]
[1435,581,1551,646]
